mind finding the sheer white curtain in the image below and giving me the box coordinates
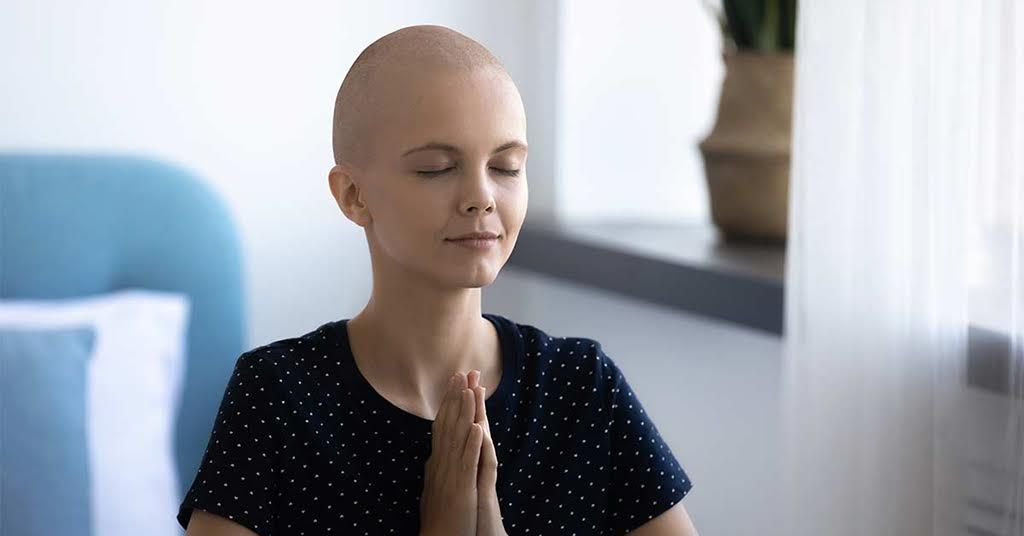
[783,1,1022,535]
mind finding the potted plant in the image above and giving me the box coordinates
[700,0,797,244]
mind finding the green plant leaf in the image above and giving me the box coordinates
[722,0,763,49]
[780,0,797,50]
[720,0,797,52]
[759,0,779,51]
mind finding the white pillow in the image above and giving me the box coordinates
[0,289,190,536]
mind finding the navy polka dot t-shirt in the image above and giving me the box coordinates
[177,313,693,535]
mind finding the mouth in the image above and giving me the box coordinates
[447,232,501,240]
[445,236,500,249]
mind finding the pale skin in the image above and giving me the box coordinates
[184,24,697,536]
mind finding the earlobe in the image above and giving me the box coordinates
[328,164,371,227]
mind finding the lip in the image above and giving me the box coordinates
[447,231,500,240]
[445,236,499,250]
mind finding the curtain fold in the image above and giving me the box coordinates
[783,1,1021,534]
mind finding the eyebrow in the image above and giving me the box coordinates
[400,140,528,157]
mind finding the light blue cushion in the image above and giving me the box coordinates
[0,153,246,499]
[0,326,95,536]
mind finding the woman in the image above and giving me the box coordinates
[178,24,697,536]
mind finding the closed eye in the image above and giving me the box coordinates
[416,167,455,176]
[417,167,520,177]
[491,168,521,177]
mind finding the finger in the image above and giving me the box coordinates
[474,386,486,425]
[460,389,475,454]
[479,389,493,449]
[461,388,474,433]
[436,373,460,449]
[464,372,480,424]
[484,421,497,463]
[477,418,498,491]
[479,392,494,459]
[437,373,458,427]
[456,388,474,451]
[457,373,470,431]
[449,374,469,446]
[463,422,484,475]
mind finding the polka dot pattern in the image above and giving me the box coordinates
[177,313,692,535]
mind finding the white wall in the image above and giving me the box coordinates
[558,0,723,224]
[0,0,558,347]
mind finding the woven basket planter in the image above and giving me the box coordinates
[699,51,793,244]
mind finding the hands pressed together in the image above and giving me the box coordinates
[419,370,508,536]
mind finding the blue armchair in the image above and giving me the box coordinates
[0,153,247,501]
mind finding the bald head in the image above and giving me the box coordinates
[332,25,511,166]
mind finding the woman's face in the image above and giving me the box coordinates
[354,67,529,290]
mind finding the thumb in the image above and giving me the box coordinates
[478,426,498,493]
[475,388,498,493]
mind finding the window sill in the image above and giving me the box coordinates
[507,218,1013,396]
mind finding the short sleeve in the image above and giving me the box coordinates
[177,352,285,535]
[599,347,694,535]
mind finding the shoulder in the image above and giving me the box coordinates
[222,321,343,399]
[497,314,622,383]
[218,322,343,421]
[240,321,340,371]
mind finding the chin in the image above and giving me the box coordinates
[447,267,501,289]
[465,272,499,288]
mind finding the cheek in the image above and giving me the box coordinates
[503,180,529,224]
[518,178,528,208]
[490,186,527,254]
[375,187,446,244]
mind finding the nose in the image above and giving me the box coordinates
[462,199,495,215]
[459,167,496,215]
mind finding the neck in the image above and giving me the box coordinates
[347,267,496,406]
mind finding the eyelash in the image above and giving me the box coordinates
[416,167,520,177]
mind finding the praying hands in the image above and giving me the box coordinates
[419,370,507,536]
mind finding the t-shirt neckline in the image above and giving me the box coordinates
[328,313,518,437]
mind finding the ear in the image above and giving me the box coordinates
[328,164,372,227]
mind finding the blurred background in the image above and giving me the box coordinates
[2,1,1021,535]
[0,0,722,344]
